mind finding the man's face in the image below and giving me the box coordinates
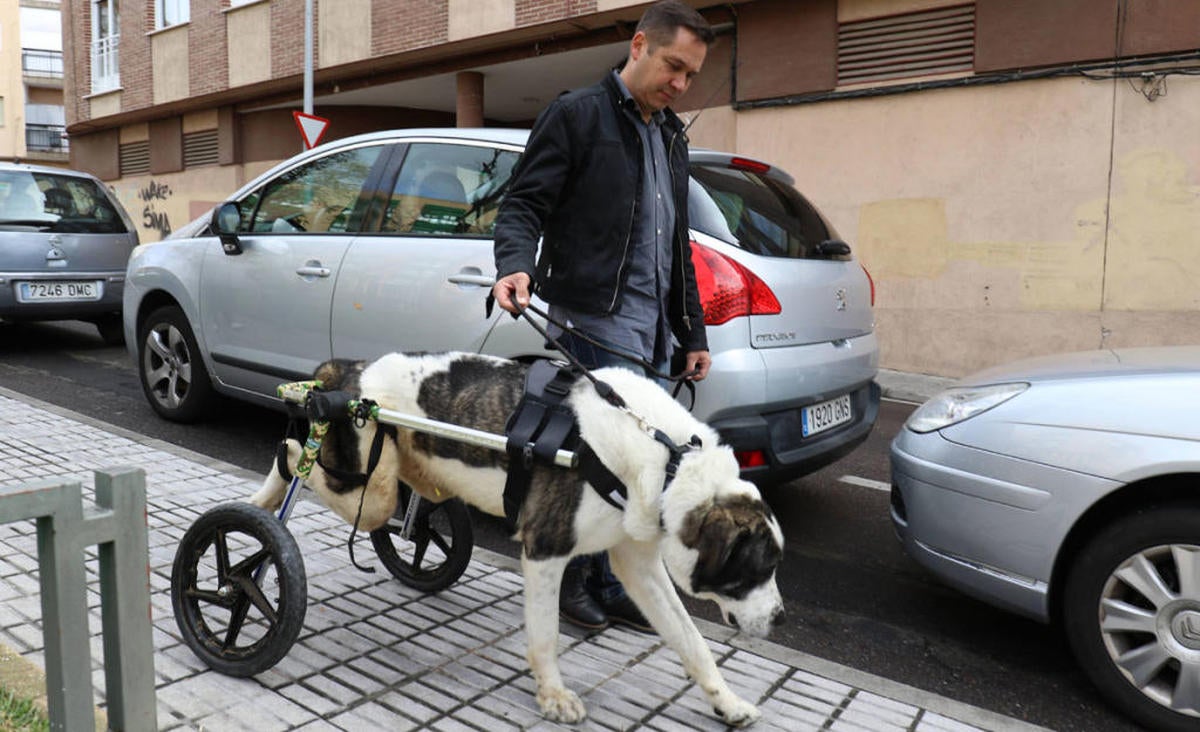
[622,27,708,118]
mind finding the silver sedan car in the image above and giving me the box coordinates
[891,346,1200,732]
[123,128,879,486]
[1,162,138,344]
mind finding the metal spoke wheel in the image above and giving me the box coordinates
[171,502,307,677]
[1064,504,1200,732]
[369,481,473,593]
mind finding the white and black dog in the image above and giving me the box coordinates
[250,352,785,726]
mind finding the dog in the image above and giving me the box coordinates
[250,352,785,726]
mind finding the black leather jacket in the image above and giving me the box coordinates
[494,73,708,354]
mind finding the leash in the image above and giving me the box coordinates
[501,299,700,408]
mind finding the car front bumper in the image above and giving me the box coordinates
[889,427,1120,623]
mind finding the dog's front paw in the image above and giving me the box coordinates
[715,697,760,727]
[537,686,587,724]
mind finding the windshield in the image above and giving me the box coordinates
[688,163,840,259]
[0,170,129,233]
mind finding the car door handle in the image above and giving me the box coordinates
[296,265,331,278]
[447,270,495,287]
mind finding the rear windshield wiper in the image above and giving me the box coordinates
[0,218,55,229]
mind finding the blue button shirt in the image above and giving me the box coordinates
[548,71,676,369]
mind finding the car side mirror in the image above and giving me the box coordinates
[212,202,243,255]
[816,239,851,257]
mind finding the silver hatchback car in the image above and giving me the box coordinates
[123,128,879,484]
[892,346,1200,731]
[1,162,138,344]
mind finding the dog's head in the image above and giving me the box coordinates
[660,447,785,637]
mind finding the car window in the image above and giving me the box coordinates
[243,145,383,234]
[689,163,837,259]
[380,142,519,236]
[0,170,128,233]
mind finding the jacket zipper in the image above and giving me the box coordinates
[668,127,691,333]
[608,125,640,312]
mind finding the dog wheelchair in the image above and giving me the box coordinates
[168,376,577,678]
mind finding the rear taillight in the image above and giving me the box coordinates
[861,263,875,307]
[690,242,781,326]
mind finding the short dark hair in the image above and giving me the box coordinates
[636,0,715,51]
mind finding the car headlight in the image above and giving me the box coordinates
[905,383,1029,433]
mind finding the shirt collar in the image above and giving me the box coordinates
[611,70,665,125]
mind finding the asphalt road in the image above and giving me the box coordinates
[0,320,1143,732]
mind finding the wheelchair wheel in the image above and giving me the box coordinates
[370,481,473,593]
[171,502,307,677]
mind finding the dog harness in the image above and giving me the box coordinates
[502,359,702,529]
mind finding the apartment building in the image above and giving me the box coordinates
[61,0,1200,376]
[1,0,67,165]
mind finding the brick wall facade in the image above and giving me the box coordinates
[372,0,448,56]
[515,0,599,28]
[189,1,231,98]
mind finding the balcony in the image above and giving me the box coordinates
[23,49,64,78]
[26,124,69,154]
[91,35,120,94]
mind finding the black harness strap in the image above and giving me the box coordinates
[503,360,580,528]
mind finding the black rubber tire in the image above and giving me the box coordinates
[1063,504,1200,732]
[93,312,125,346]
[369,481,474,593]
[171,502,307,677]
[138,304,216,422]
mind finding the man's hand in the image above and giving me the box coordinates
[685,350,712,381]
[492,272,531,314]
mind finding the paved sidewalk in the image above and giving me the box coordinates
[0,383,1049,732]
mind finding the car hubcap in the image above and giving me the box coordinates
[1099,543,1200,716]
[143,323,192,409]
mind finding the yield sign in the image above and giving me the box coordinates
[293,111,330,150]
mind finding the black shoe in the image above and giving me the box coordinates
[601,593,654,634]
[560,569,608,630]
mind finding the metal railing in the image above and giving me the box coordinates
[91,34,120,93]
[0,469,156,731]
[22,48,63,78]
[26,124,68,153]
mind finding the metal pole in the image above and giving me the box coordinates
[303,0,314,115]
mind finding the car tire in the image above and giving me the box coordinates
[138,305,215,422]
[93,312,125,346]
[1063,503,1200,732]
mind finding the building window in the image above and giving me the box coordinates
[91,0,120,93]
[25,104,68,153]
[156,0,189,29]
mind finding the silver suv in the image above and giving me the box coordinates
[123,128,878,484]
[1,162,138,344]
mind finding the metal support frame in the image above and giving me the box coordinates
[0,468,156,731]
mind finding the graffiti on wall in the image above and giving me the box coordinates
[138,180,173,238]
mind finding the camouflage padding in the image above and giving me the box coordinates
[295,421,329,480]
[277,380,323,404]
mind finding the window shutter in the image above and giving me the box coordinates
[183,130,220,168]
[119,140,151,176]
[838,4,976,86]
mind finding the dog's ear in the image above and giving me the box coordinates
[689,508,782,599]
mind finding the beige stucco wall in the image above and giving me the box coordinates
[152,26,190,104]
[109,163,264,244]
[227,1,272,88]
[730,75,1200,377]
[0,0,25,157]
[447,0,514,42]
[319,0,372,68]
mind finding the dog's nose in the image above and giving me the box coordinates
[771,606,786,626]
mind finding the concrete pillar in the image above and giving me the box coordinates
[456,71,484,128]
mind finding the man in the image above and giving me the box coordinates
[492,0,714,633]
